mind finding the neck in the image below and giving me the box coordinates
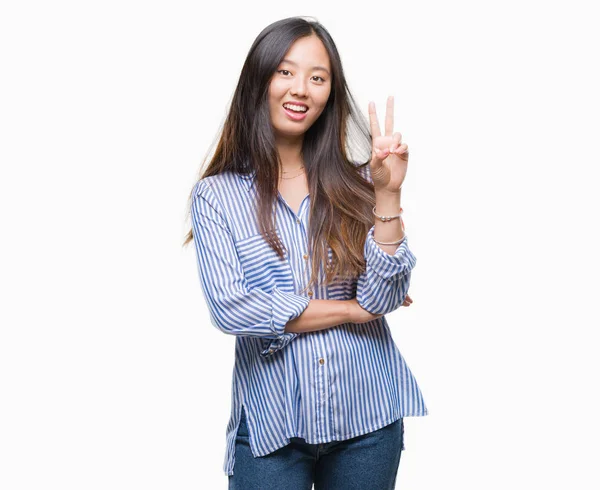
[275,134,304,173]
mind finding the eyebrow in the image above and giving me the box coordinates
[280,59,331,76]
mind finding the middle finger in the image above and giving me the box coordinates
[385,95,394,137]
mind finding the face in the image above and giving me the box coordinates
[268,35,332,143]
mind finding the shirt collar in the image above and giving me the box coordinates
[239,169,257,192]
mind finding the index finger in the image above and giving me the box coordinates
[368,101,381,139]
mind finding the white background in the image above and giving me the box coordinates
[1,1,599,489]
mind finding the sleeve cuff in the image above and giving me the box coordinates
[364,225,417,281]
[260,286,310,357]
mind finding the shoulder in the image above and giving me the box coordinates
[191,171,254,234]
[192,171,246,201]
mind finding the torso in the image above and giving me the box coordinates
[278,175,309,216]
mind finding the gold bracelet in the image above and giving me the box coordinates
[372,205,403,222]
[373,205,406,232]
[373,234,407,246]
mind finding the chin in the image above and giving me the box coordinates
[275,123,309,135]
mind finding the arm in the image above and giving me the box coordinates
[355,164,417,315]
[285,299,351,334]
[190,182,310,357]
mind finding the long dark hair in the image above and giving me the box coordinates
[183,16,376,293]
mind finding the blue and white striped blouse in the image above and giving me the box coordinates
[190,164,428,476]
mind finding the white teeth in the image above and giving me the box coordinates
[283,103,307,112]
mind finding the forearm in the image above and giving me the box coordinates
[374,190,405,256]
[284,299,350,334]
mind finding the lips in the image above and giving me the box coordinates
[283,101,309,111]
[282,105,308,120]
[282,101,309,121]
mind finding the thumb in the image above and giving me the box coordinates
[371,146,389,171]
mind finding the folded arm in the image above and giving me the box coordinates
[190,182,310,357]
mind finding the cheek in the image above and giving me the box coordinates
[312,99,329,118]
[269,80,286,99]
[268,97,281,117]
[314,91,331,113]
[269,90,285,113]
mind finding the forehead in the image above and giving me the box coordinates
[280,35,331,70]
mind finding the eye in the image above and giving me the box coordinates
[277,70,326,83]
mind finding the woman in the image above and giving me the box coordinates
[183,16,428,490]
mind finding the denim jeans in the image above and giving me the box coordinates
[228,406,404,490]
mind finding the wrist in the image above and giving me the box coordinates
[343,299,354,323]
[375,192,402,213]
[375,187,402,198]
[375,188,401,200]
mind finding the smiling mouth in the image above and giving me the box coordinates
[282,105,308,120]
[282,104,309,113]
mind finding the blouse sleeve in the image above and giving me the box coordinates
[354,163,417,315]
[190,181,309,357]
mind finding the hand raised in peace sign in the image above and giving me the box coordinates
[368,96,409,193]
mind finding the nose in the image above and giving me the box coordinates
[290,77,308,98]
